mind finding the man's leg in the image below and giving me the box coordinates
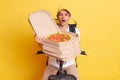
[65,64,79,80]
[42,64,58,80]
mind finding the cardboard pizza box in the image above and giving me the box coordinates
[42,33,80,57]
[43,42,73,50]
[43,37,80,54]
[43,47,81,59]
[29,10,80,59]
[43,45,77,54]
[43,35,79,50]
[29,10,61,37]
[43,37,80,58]
[43,31,78,46]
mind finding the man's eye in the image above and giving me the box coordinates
[65,14,69,16]
[58,13,63,16]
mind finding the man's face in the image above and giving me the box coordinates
[57,10,71,26]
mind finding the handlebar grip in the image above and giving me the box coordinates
[80,51,87,55]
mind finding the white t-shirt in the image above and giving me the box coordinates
[48,26,80,68]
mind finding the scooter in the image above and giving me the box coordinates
[37,51,86,80]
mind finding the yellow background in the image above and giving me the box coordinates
[0,0,120,80]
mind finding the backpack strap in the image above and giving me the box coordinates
[69,24,76,33]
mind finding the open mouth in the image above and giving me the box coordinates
[61,20,65,22]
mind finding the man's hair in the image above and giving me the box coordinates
[57,9,71,17]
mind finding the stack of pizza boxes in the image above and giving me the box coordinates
[29,10,81,60]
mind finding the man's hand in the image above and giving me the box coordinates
[33,32,45,47]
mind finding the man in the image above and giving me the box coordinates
[35,9,80,80]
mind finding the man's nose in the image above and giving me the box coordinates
[61,15,65,19]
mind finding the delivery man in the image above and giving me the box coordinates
[35,8,80,80]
